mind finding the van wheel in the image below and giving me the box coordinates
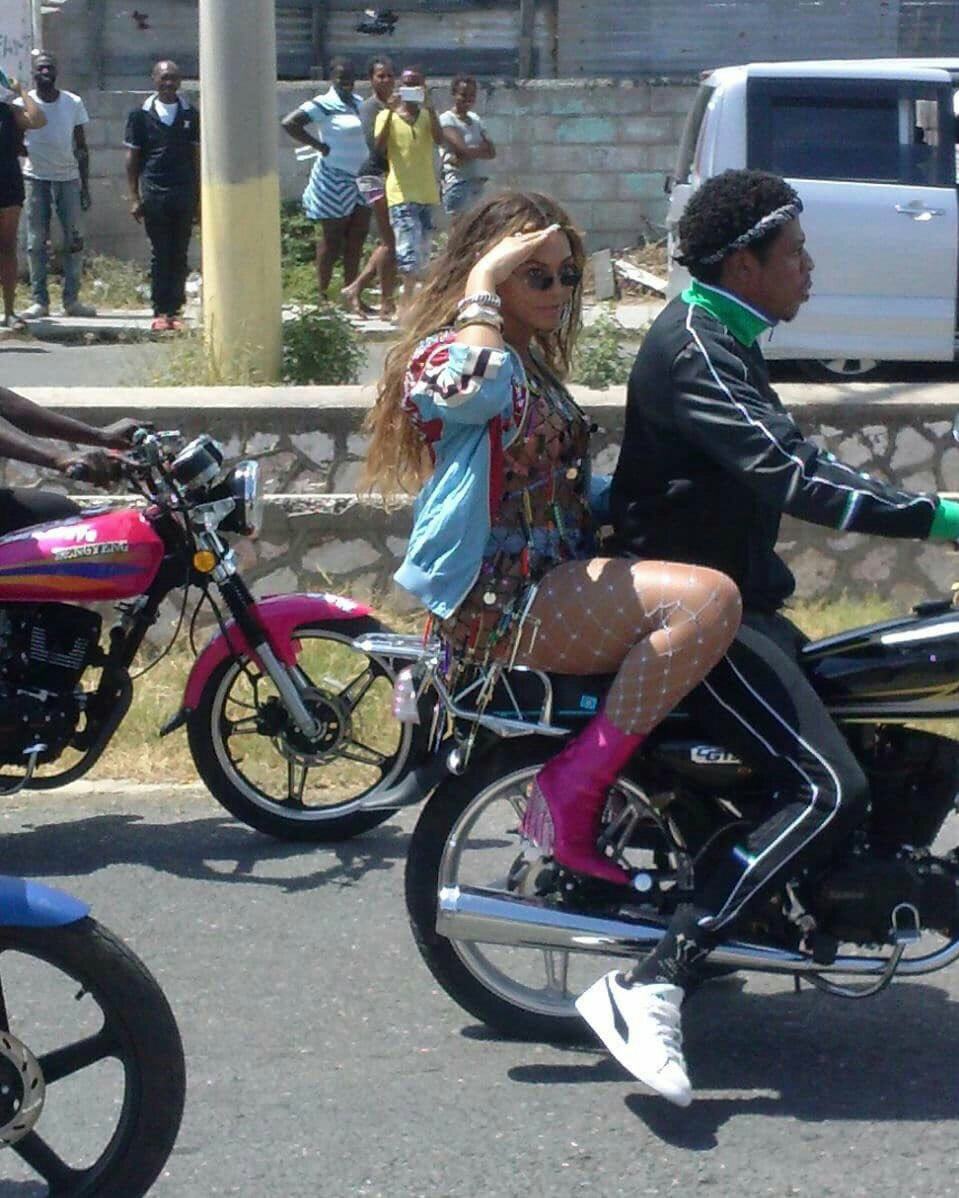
[798,357,881,382]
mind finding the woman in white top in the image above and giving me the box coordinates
[439,75,496,217]
[281,58,371,299]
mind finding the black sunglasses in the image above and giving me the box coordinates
[521,264,583,292]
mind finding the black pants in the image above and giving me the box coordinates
[0,488,80,537]
[142,190,196,317]
[633,609,870,988]
[684,609,870,932]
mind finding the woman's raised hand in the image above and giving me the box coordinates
[469,225,561,288]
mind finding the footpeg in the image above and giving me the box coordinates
[891,903,922,944]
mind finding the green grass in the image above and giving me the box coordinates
[16,253,150,312]
[72,594,945,788]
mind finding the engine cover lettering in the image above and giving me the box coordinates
[690,745,742,766]
[51,540,129,561]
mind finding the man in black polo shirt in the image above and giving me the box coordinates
[124,60,200,332]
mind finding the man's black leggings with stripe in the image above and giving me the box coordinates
[631,609,870,988]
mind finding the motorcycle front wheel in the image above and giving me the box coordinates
[189,617,422,841]
[0,917,185,1197]
[406,739,674,1044]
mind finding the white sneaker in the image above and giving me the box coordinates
[21,302,48,319]
[576,972,692,1107]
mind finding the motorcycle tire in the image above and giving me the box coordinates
[189,616,424,842]
[406,739,595,1044]
[0,916,185,1197]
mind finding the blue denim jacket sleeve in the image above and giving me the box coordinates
[589,473,613,523]
[413,342,516,426]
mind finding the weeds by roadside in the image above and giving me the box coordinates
[571,305,637,389]
[143,301,366,386]
[80,593,956,788]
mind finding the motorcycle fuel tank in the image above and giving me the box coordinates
[804,603,959,719]
[0,509,164,602]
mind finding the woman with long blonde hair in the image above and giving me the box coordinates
[365,192,742,1099]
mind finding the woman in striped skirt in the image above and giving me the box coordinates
[281,58,371,300]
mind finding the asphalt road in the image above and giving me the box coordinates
[1,784,959,1197]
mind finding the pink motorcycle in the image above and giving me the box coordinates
[0,430,415,840]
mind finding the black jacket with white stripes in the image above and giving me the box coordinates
[610,294,937,612]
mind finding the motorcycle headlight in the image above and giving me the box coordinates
[218,459,263,537]
[170,435,225,492]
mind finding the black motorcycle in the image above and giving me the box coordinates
[376,594,959,1041]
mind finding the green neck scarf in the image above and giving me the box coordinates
[681,279,772,347]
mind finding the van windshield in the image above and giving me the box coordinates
[674,83,713,184]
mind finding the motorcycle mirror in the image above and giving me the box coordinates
[953,413,959,444]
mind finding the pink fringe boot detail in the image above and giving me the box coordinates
[520,711,644,886]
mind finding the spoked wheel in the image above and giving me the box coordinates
[0,918,184,1197]
[406,740,682,1043]
[189,617,421,841]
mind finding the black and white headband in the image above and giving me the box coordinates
[694,201,803,266]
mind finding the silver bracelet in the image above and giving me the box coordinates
[457,291,501,312]
[455,314,503,333]
[455,308,502,331]
[456,301,502,322]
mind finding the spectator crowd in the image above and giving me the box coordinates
[282,55,495,320]
[0,50,491,332]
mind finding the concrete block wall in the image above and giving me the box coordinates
[6,389,959,625]
[71,79,698,262]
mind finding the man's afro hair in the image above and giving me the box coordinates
[677,169,800,281]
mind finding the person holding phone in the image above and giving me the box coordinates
[373,67,443,316]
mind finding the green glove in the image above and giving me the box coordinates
[929,497,959,542]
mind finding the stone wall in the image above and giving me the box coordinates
[71,79,696,263]
[8,387,959,625]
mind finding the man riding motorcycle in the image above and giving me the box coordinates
[0,383,140,535]
[576,168,959,1106]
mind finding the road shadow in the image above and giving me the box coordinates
[3,810,410,893]
[506,979,959,1144]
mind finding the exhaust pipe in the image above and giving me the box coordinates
[437,885,959,978]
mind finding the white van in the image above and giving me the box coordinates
[667,59,959,379]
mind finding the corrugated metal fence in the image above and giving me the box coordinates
[304,0,556,79]
[555,0,959,77]
[52,0,959,88]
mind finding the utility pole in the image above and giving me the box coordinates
[198,0,283,381]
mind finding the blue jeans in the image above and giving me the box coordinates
[388,201,433,275]
[25,178,84,307]
[442,177,486,216]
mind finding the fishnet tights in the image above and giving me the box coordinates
[513,558,742,734]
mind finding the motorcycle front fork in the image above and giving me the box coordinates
[212,573,321,740]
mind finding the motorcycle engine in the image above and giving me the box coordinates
[812,853,959,944]
[861,727,959,849]
[0,603,103,765]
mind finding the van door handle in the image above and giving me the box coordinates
[895,202,945,220]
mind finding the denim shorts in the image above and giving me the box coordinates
[389,201,434,275]
[442,177,486,216]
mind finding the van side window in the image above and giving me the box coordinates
[674,84,714,184]
[747,79,954,188]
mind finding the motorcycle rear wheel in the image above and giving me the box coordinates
[0,917,184,1197]
[189,616,420,841]
[406,739,675,1043]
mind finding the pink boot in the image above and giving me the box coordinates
[520,711,644,886]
